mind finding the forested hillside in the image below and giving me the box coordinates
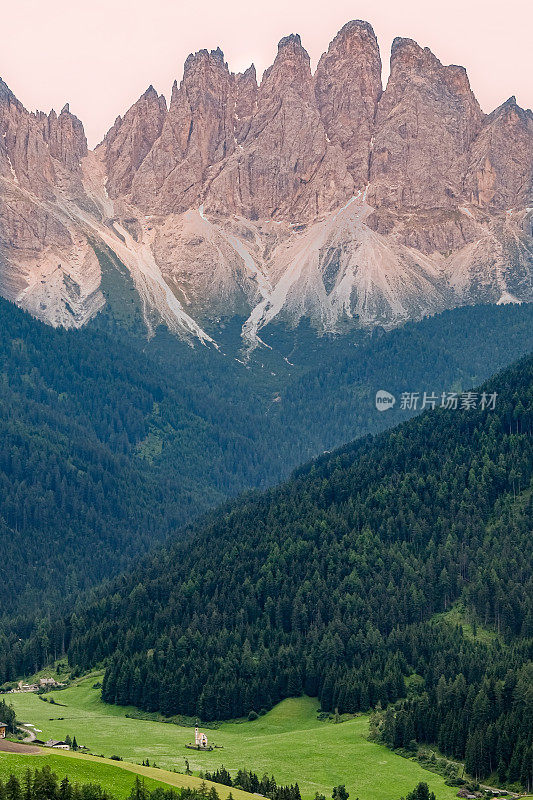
[2,298,532,620]
[59,354,533,786]
[0,298,270,615]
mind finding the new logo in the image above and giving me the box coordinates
[375,390,396,411]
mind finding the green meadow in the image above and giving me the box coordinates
[0,749,253,800]
[0,750,165,798]
[2,677,460,800]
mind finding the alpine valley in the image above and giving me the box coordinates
[0,16,532,800]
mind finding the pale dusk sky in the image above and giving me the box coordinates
[2,0,532,147]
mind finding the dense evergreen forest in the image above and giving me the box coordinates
[1,297,532,789]
[35,354,530,787]
[0,298,260,615]
[1,296,533,623]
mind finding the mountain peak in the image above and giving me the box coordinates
[0,77,12,99]
[261,31,311,93]
[314,17,381,186]
[101,79,167,197]
[485,95,529,124]
[335,19,378,41]
[183,46,227,77]
[278,33,303,50]
[369,31,484,210]
[0,77,23,111]
[142,84,158,98]
[0,22,531,336]
[389,36,442,72]
[239,64,257,81]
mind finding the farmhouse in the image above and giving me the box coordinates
[10,678,66,694]
[16,682,38,692]
[0,722,7,739]
[44,739,70,750]
[39,678,65,688]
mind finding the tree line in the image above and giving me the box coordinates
[202,767,301,800]
[0,767,437,800]
[1,302,532,789]
[373,660,533,790]
[0,768,226,800]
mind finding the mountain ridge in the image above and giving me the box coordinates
[0,21,532,344]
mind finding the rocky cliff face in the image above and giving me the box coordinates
[204,33,354,221]
[0,81,87,197]
[0,79,104,327]
[314,20,382,188]
[368,37,483,210]
[100,86,167,199]
[465,97,533,210]
[128,48,237,214]
[0,21,531,344]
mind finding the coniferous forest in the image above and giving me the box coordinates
[0,297,532,791]
[0,296,532,619]
[1,6,532,799]
[13,354,529,788]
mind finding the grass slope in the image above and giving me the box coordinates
[0,750,164,798]
[4,679,458,800]
[0,749,253,800]
[435,602,500,646]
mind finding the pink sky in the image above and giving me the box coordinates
[2,0,532,147]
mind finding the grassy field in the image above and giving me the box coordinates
[2,678,461,800]
[0,748,254,800]
[0,749,253,800]
[435,602,500,646]
[0,750,164,798]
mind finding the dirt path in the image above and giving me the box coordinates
[0,739,40,754]
[20,726,37,744]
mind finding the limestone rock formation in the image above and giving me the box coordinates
[0,79,103,327]
[368,37,483,209]
[234,65,258,143]
[465,97,533,210]
[205,33,353,220]
[314,20,382,188]
[100,86,167,198]
[131,48,236,213]
[0,21,532,344]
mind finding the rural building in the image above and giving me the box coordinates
[16,681,38,692]
[186,726,213,751]
[10,678,65,694]
[0,722,7,739]
[39,678,64,688]
[44,739,70,750]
